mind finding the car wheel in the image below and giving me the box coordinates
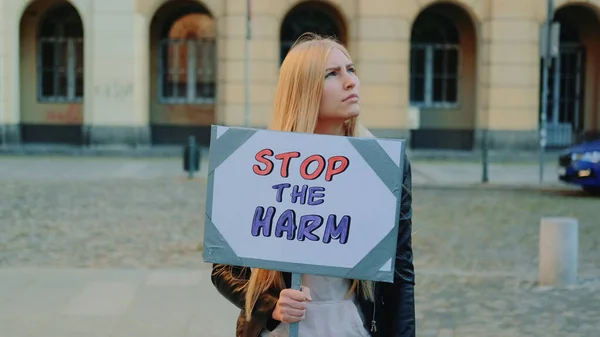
[583,186,600,196]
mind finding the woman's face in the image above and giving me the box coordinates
[319,48,360,123]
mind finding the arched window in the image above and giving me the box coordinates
[38,3,84,102]
[159,12,216,104]
[410,12,459,107]
[546,20,584,130]
[280,4,344,63]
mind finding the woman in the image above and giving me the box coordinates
[211,33,415,337]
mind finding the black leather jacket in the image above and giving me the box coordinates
[211,155,416,337]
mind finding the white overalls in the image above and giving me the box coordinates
[261,275,371,337]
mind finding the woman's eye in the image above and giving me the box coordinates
[325,71,336,78]
[348,67,356,73]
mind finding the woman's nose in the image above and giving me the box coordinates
[343,74,356,89]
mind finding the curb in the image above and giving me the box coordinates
[412,182,587,194]
[0,144,563,163]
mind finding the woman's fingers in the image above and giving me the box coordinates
[280,296,307,310]
[277,286,313,323]
[301,286,312,301]
[284,307,305,318]
[281,288,309,302]
[281,308,306,323]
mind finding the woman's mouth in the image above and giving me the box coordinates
[343,94,359,102]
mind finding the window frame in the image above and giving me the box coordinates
[410,43,461,109]
[37,17,84,103]
[158,37,216,105]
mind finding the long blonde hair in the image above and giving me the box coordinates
[245,33,374,320]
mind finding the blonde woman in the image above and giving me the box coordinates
[211,33,415,337]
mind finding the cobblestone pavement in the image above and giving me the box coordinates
[0,156,598,336]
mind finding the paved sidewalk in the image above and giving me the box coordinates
[1,267,598,337]
[0,155,593,337]
[0,266,239,337]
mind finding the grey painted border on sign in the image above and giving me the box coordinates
[203,125,405,283]
[204,125,258,266]
[346,137,405,281]
[207,126,258,174]
[204,215,393,281]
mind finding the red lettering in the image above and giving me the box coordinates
[274,152,300,178]
[253,149,274,176]
[325,156,349,181]
[256,151,349,181]
[300,155,326,180]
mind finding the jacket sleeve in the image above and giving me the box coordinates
[210,264,282,331]
[391,155,416,337]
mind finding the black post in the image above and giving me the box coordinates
[482,128,489,183]
[539,0,557,185]
[184,135,200,179]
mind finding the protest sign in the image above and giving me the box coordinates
[203,125,405,283]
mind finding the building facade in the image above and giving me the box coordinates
[0,0,599,150]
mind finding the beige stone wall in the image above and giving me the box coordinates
[351,0,407,129]
[0,0,599,146]
[0,0,5,124]
[479,0,541,131]
[0,0,21,126]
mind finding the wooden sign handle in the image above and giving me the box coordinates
[289,273,302,337]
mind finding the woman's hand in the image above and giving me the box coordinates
[272,286,312,323]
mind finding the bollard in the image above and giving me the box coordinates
[183,135,200,179]
[539,217,579,286]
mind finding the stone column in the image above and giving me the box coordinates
[0,0,21,145]
[218,0,280,128]
[478,0,540,150]
[353,0,412,141]
[86,0,150,147]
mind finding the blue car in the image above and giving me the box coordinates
[558,139,600,195]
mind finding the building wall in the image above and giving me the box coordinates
[0,0,599,149]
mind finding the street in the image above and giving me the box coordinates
[0,156,598,336]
